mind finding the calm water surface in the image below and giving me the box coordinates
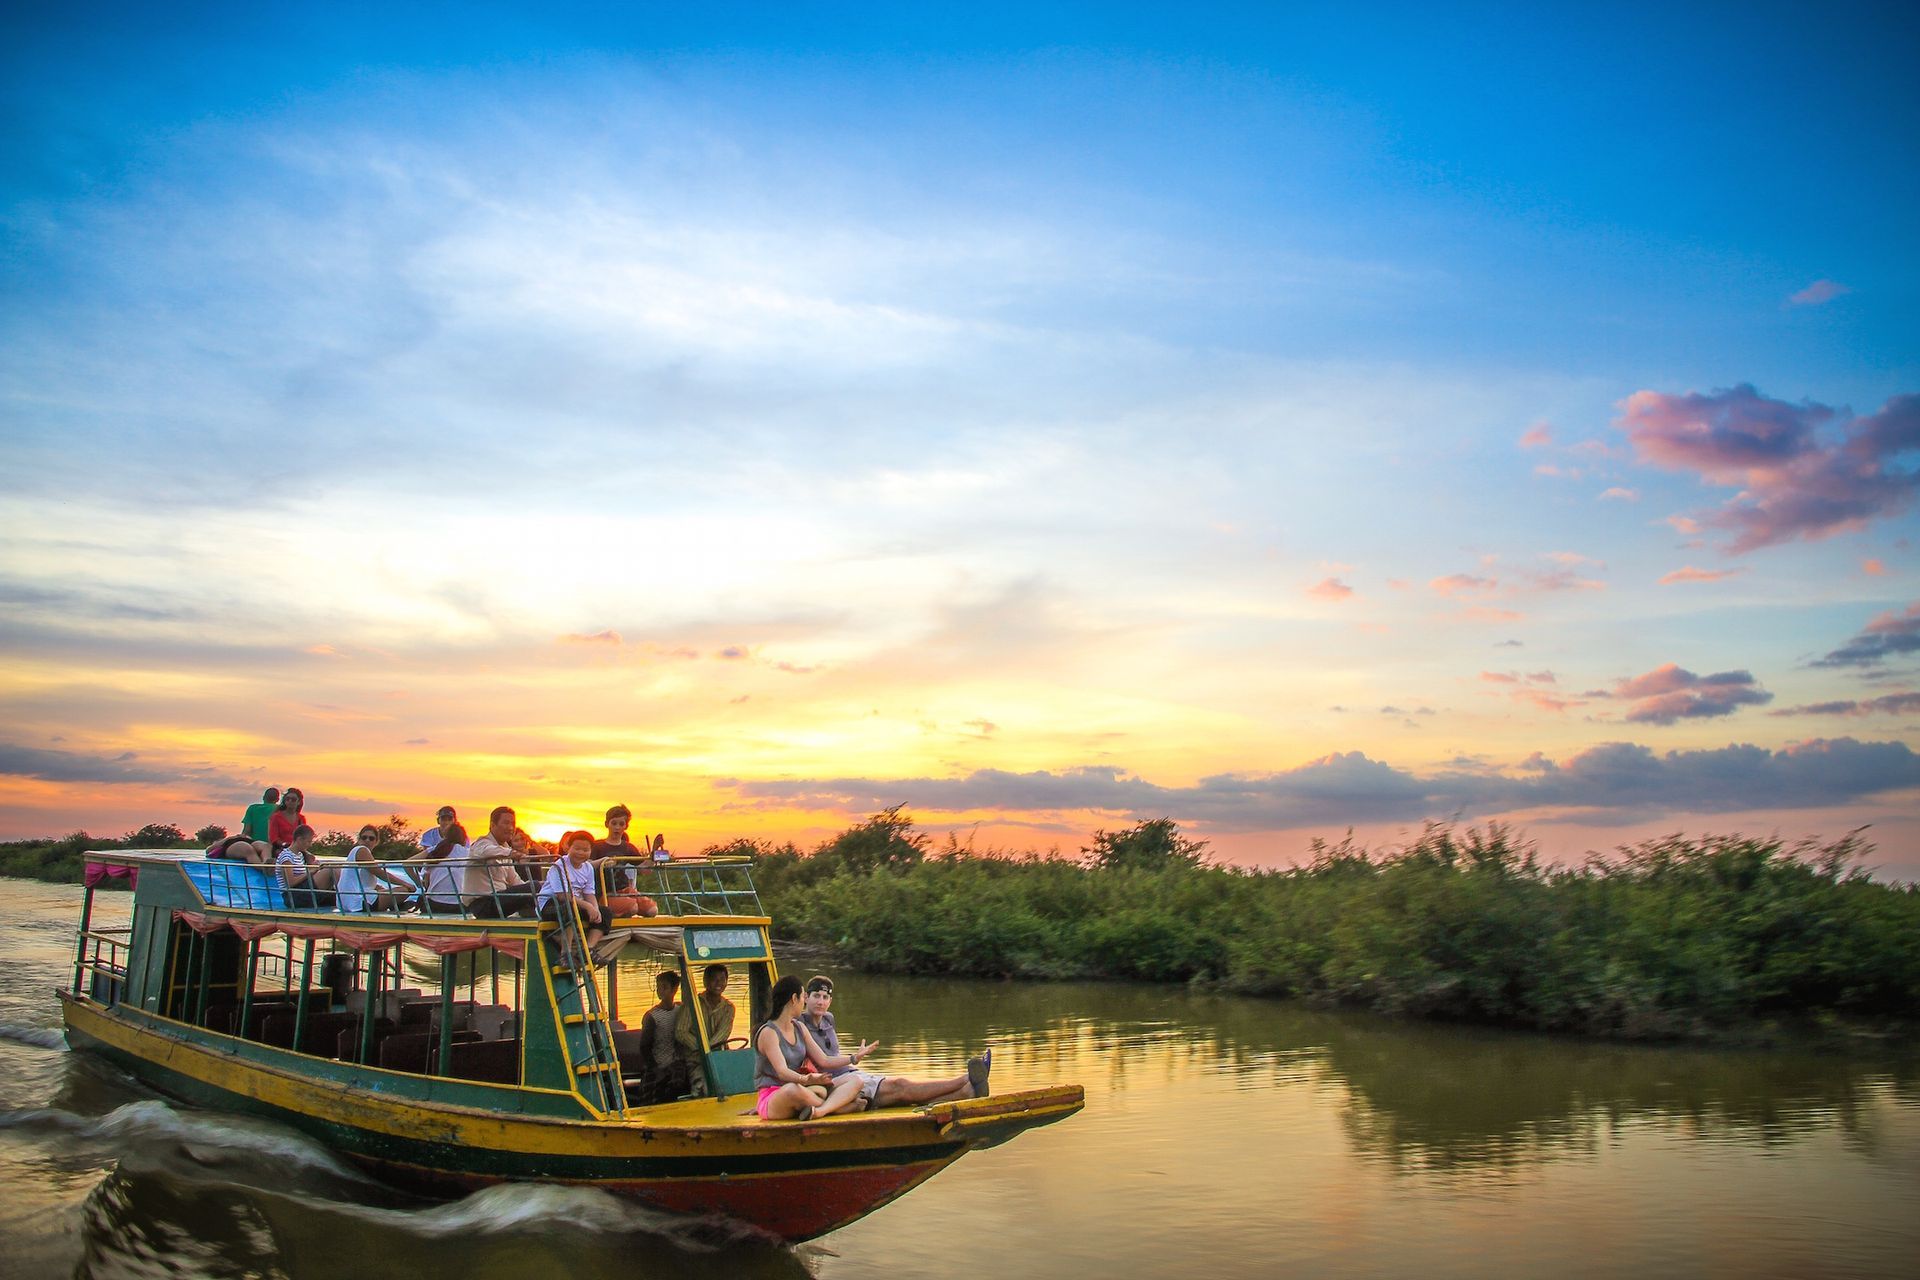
[2,877,1915,1279]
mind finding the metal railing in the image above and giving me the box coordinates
[182,853,764,920]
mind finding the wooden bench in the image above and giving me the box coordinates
[446,1037,520,1085]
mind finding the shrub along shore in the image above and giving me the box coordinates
[7,809,1916,1044]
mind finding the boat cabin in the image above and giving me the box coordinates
[73,850,779,1120]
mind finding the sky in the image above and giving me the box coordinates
[3,3,1919,876]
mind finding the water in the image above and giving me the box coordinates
[2,877,1915,1279]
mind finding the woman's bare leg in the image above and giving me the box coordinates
[809,1075,868,1117]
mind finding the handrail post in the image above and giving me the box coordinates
[358,950,382,1064]
[239,937,258,1039]
[293,940,315,1047]
[438,953,455,1076]
[73,882,96,994]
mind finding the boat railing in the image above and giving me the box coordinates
[595,856,763,917]
[179,853,764,921]
[75,926,130,1001]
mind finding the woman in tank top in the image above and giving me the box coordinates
[753,975,865,1120]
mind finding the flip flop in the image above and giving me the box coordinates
[795,1103,814,1121]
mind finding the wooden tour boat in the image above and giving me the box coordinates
[58,848,1083,1242]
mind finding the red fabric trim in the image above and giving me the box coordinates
[84,862,138,888]
[168,911,526,959]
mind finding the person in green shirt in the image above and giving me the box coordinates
[240,787,280,842]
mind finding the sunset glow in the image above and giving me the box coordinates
[3,6,1917,875]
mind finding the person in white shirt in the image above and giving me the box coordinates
[464,805,538,919]
[406,821,468,915]
[338,824,416,912]
[538,829,606,954]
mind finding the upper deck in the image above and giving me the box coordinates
[87,848,768,926]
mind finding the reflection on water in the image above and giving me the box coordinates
[2,877,1916,1279]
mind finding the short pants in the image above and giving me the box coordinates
[755,1085,781,1118]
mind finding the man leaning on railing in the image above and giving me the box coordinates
[463,805,538,919]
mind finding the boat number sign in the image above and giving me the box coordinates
[687,927,765,960]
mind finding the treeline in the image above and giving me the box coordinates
[7,808,1916,1040]
[720,809,1920,1041]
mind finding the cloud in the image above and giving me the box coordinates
[1307,576,1354,601]
[1657,566,1744,585]
[1812,602,1920,668]
[1770,692,1920,718]
[1618,384,1920,553]
[0,742,255,796]
[1788,279,1850,307]
[560,630,623,645]
[1519,421,1554,449]
[1863,558,1887,577]
[717,736,1920,830]
[1480,671,1518,684]
[716,645,751,660]
[1607,663,1773,724]
[1597,487,1638,502]
[1431,573,1498,598]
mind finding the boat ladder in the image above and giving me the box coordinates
[547,896,627,1117]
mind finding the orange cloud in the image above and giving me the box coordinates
[1657,566,1744,585]
[1431,573,1498,598]
[1863,558,1888,576]
[1307,577,1355,602]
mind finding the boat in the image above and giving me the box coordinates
[58,848,1083,1242]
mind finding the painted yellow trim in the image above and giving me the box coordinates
[62,997,1075,1161]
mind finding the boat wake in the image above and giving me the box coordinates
[0,1097,364,1183]
[0,1021,68,1050]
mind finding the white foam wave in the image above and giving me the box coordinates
[0,1098,361,1181]
[0,1023,67,1050]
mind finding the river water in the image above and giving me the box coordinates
[2,877,1915,1279]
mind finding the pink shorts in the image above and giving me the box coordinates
[755,1085,781,1119]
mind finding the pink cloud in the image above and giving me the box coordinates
[1598,487,1638,502]
[1788,279,1850,307]
[1771,691,1920,718]
[1608,662,1772,724]
[560,630,623,646]
[1480,671,1519,684]
[1526,670,1557,684]
[1308,577,1355,602]
[1514,688,1582,713]
[1863,558,1888,576]
[1462,606,1525,623]
[1618,384,1920,553]
[1431,573,1498,598]
[1658,566,1744,585]
[1814,602,1920,668]
[1520,421,1554,449]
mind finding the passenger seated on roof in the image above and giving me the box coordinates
[276,825,339,908]
[407,822,468,914]
[206,834,271,865]
[267,788,306,849]
[537,829,606,954]
[754,975,862,1121]
[635,971,689,1103]
[592,804,648,916]
[466,806,538,919]
[675,963,737,1097]
[338,827,415,912]
[802,974,988,1109]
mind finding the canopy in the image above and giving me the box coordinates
[172,910,527,959]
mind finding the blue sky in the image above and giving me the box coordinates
[3,3,1918,873]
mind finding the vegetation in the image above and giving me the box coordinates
[5,806,1915,1041]
[740,813,1919,1041]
